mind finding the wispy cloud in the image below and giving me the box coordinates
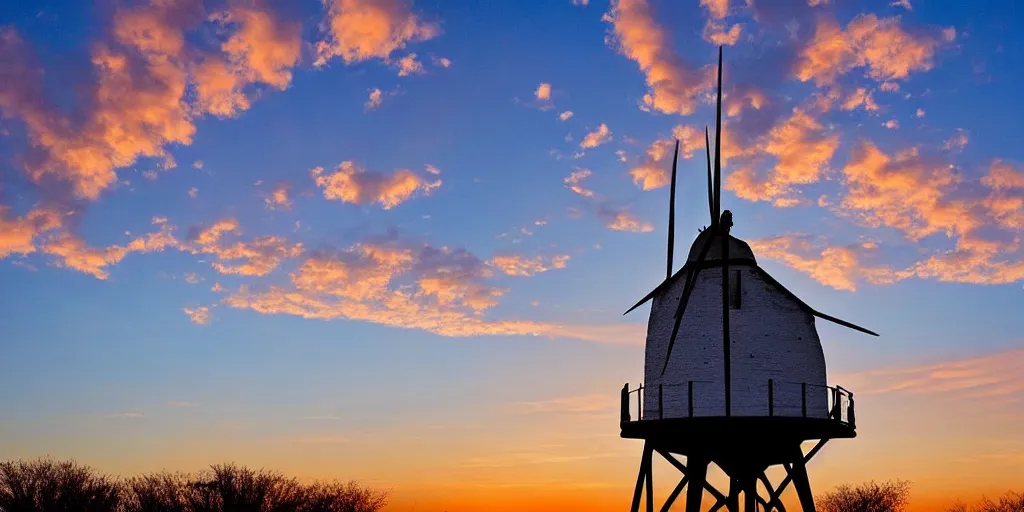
[506,393,617,414]
[839,347,1024,405]
[106,412,145,419]
[290,436,351,445]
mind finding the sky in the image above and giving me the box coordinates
[1,0,1023,510]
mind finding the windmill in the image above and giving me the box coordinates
[618,47,877,512]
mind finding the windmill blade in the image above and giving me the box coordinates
[666,139,680,280]
[705,126,715,228]
[713,46,723,222]
[660,232,716,376]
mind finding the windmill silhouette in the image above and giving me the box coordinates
[618,47,878,512]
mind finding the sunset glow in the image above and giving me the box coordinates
[1,0,1022,511]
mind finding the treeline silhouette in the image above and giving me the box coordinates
[0,458,387,512]
[817,479,1024,512]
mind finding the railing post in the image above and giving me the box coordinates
[768,379,774,417]
[848,392,856,429]
[688,381,694,418]
[621,383,630,423]
[658,384,664,420]
[831,387,840,420]
[637,384,643,421]
[801,382,807,418]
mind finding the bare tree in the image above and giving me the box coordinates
[0,457,120,512]
[817,479,912,512]
[121,472,202,512]
[946,491,1024,512]
[1,458,388,512]
[299,481,389,512]
[190,463,307,512]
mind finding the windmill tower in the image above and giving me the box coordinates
[619,48,878,512]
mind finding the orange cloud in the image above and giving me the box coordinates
[599,206,654,233]
[221,239,641,343]
[580,123,612,149]
[36,217,176,280]
[0,206,63,259]
[264,183,292,211]
[312,161,441,209]
[725,107,839,204]
[314,0,439,67]
[604,0,713,115]
[840,141,979,241]
[983,160,1024,192]
[700,0,730,20]
[841,87,880,112]
[944,128,969,152]
[879,81,900,92]
[1,211,310,281]
[431,55,452,68]
[748,235,896,291]
[628,125,704,190]
[185,219,303,277]
[195,3,303,117]
[559,111,574,121]
[395,53,425,76]
[564,168,595,198]
[1,1,304,200]
[794,14,943,86]
[907,236,1024,286]
[535,83,552,101]
[489,254,570,277]
[703,21,742,46]
[366,88,383,110]
[725,86,768,118]
[183,306,211,325]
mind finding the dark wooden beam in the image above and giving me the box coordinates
[631,444,652,512]
[790,447,815,512]
[685,458,709,512]
[727,477,741,512]
[744,477,757,512]
[646,448,655,512]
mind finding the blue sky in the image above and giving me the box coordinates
[1,0,1023,510]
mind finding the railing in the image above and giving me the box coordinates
[621,380,856,428]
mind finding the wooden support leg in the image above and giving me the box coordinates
[685,458,708,512]
[790,448,816,512]
[727,477,741,512]
[630,444,653,512]
[744,477,757,512]
[646,449,655,512]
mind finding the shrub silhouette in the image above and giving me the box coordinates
[1,458,387,512]
[0,458,120,512]
[946,491,1024,512]
[300,481,388,512]
[816,479,911,512]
